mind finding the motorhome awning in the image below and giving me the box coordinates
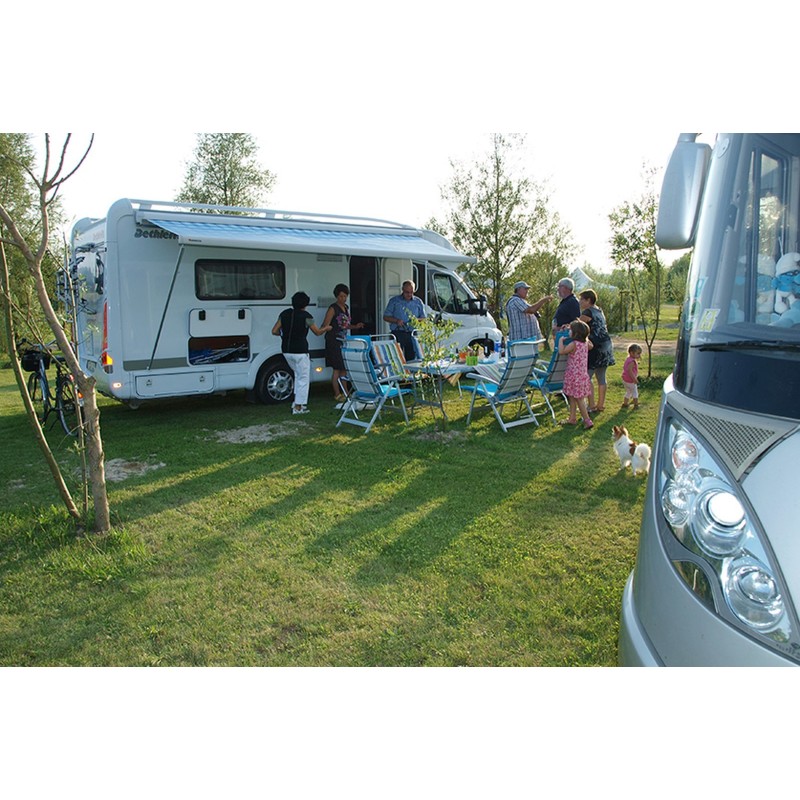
[145,218,476,265]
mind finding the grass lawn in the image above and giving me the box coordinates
[0,350,675,666]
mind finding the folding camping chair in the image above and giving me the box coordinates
[462,340,540,432]
[336,337,415,434]
[527,330,571,423]
[369,334,416,381]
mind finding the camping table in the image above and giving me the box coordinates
[406,356,506,423]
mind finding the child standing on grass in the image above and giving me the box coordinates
[559,319,594,429]
[621,343,642,409]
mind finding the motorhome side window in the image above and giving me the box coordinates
[195,259,285,301]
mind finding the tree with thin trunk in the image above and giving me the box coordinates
[177,133,276,209]
[0,133,111,533]
[433,134,546,318]
[608,164,664,378]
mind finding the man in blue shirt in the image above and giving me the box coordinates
[552,277,581,332]
[383,280,425,360]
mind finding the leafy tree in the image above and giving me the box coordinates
[608,164,665,377]
[1,134,111,532]
[177,133,276,208]
[432,134,548,318]
[665,251,691,309]
[0,134,63,355]
[513,206,576,338]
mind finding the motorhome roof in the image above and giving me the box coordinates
[128,199,476,265]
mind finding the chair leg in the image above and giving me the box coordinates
[544,392,556,423]
[521,394,540,427]
[364,394,389,434]
[466,391,479,426]
[490,400,508,433]
[396,390,409,423]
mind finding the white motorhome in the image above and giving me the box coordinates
[620,134,800,666]
[64,199,500,405]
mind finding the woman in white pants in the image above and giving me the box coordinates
[272,292,331,414]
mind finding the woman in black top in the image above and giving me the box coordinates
[579,289,615,412]
[272,291,331,414]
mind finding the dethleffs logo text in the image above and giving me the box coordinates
[134,226,178,240]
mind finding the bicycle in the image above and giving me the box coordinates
[18,339,82,436]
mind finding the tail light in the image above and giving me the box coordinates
[101,301,113,373]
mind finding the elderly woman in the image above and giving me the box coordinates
[322,283,365,401]
[579,289,615,412]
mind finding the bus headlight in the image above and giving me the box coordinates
[691,484,747,557]
[725,557,785,632]
[658,417,796,653]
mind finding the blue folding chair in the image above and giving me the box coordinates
[527,331,571,423]
[336,337,415,434]
[462,340,540,432]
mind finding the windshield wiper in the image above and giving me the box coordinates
[696,340,800,352]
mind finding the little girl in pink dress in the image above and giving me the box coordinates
[559,319,594,429]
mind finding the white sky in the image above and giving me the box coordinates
[40,128,682,271]
[10,3,790,277]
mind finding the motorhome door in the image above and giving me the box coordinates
[349,256,378,335]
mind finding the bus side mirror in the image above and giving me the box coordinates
[656,134,712,249]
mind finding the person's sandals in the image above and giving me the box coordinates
[583,418,594,429]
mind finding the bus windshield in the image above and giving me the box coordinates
[675,133,800,419]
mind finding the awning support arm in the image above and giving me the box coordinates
[148,244,185,371]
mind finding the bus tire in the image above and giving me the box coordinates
[255,358,294,405]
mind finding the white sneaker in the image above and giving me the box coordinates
[292,406,309,415]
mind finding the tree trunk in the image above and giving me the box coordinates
[1,244,81,520]
[78,384,110,532]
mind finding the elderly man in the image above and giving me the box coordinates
[383,279,426,360]
[505,281,552,344]
[552,277,581,332]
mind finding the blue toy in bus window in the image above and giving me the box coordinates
[773,252,800,315]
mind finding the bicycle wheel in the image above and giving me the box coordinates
[27,369,52,423]
[56,373,80,436]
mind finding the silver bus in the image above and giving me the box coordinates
[620,133,800,666]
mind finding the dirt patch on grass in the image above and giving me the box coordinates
[612,336,677,356]
[211,421,307,444]
[105,458,166,482]
[414,429,466,444]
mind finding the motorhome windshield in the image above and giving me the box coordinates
[675,133,800,420]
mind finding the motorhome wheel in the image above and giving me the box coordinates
[256,359,294,404]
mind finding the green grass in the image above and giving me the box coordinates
[0,351,675,666]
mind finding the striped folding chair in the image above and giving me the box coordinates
[527,331,570,423]
[336,337,415,434]
[462,340,540,432]
[370,334,412,381]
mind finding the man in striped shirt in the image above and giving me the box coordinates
[505,281,552,347]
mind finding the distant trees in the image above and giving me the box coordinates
[430,134,573,322]
[0,134,62,354]
[177,133,276,208]
[608,164,664,377]
[665,251,691,310]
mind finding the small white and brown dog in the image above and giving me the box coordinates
[612,425,652,476]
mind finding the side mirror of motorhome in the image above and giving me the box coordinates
[655,133,712,249]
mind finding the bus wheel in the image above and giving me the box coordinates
[255,359,294,404]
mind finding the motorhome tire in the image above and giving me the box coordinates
[255,359,294,404]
